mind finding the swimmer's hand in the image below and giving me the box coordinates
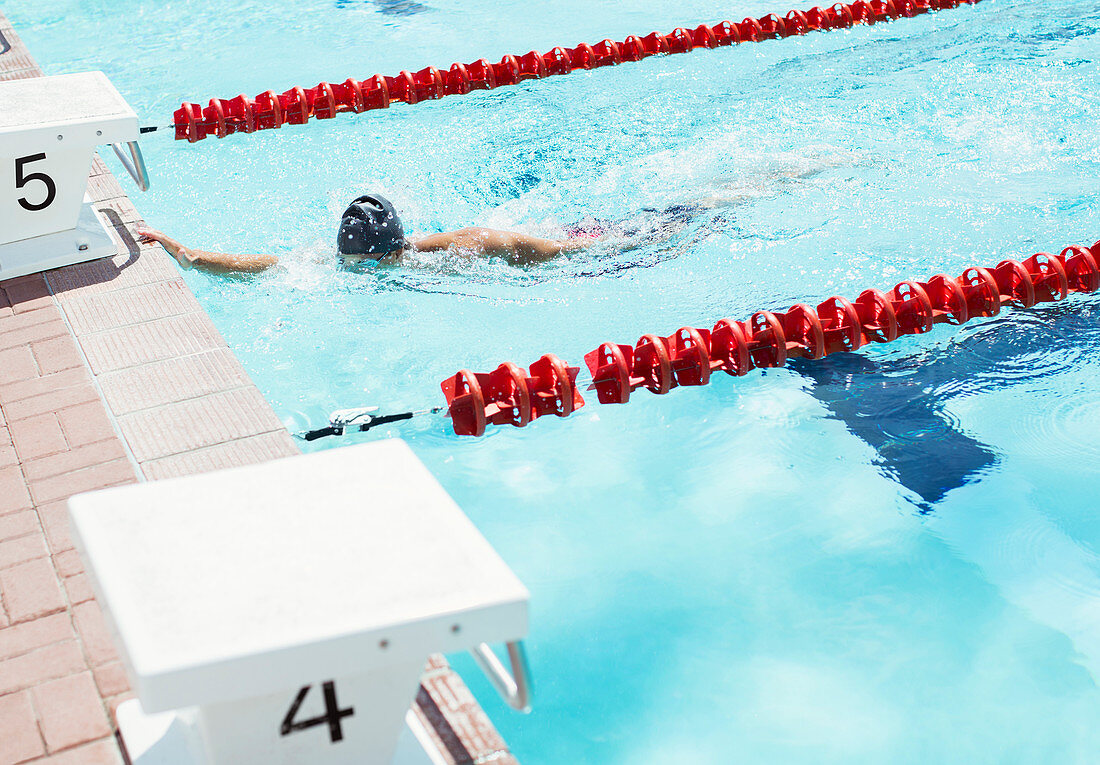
[137,226,278,274]
[138,227,197,269]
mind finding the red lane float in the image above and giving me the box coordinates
[440,354,584,437]
[173,0,980,142]
[441,239,1100,435]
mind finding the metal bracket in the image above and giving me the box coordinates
[110,140,151,192]
[329,407,379,434]
[469,641,532,713]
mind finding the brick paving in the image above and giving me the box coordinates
[0,10,518,765]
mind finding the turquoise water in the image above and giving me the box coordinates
[9,0,1100,761]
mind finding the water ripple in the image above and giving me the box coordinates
[1009,388,1100,467]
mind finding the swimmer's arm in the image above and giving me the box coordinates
[137,227,278,274]
[412,228,589,265]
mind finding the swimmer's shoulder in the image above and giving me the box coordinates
[408,231,451,252]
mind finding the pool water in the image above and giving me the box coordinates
[9,0,1100,761]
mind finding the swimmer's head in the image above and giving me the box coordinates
[337,194,406,265]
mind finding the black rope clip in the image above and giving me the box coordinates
[299,406,442,441]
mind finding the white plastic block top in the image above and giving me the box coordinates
[0,71,137,154]
[68,440,529,714]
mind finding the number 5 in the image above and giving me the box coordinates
[16,154,57,212]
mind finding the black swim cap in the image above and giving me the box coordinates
[337,194,405,258]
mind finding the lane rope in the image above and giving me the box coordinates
[296,239,1100,440]
[160,0,980,142]
[441,240,1100,435]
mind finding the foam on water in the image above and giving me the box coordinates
[7,0,1100,761]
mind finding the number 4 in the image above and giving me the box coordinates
[280,681,355,743]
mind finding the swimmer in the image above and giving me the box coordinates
[137,194,593,274]
[138,161,842,274]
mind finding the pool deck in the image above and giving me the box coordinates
[0,12,517,765]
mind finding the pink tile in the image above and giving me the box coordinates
[0,689,46,764]
[0,533,49,569]
[32,671,111,753]
[0,304,60,332]
[0,509,40,542]
[55,404,117,451]
[61,280,200,336]
[2,275,53,315]
[28,738,123,765]
[35,501,74,556]
[7,414,67,462]
[3,386,104,426]
[0,368,93,408]
[84,173,126,206]
[72,602,117,667]
[0,317,70,354]
[63,575,94,607]
[35,503,74,556]
[0,466,32,516]
[2,386,100,424]
[141,430,299,480]
[91,662,129,699]
[0,429,16,469]
[0,346,38,383]
[0,612,75,662]
[92,197,141,226]
[47,245,177,301]
[424,654,450,673]
[0,39,39,75]
[51,550,83,581]
[98,349,251,416]
[419,669,510,760]
[79,312,226,375]
[0,640,85,696]
[119,387,285,462]
[22,441,127,483]
[51,551,82,579]
[106,221,147,249]
[28,461,136,507]
[0,66,43,83]
[1,274,46,288]
[30,338,83,376]
[0,308,67,353]
[0,558,66,624]
[88,155,110,178]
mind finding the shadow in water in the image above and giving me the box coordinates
[792,352,998,511]
[791,298,1100,511]
[334,0,430,16]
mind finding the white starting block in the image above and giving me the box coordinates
[68,441,531,765]
[0,71,149,280]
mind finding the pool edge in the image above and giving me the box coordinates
[0,10,518,765]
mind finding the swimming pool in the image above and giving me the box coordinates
[9,0,1100,761]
